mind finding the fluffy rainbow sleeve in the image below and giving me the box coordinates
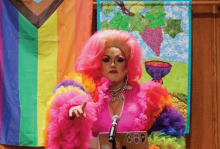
[43,72,99,149]
[139,82,186,149]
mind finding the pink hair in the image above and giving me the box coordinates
[75,30,142,84]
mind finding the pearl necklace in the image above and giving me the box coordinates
[109,76,132,102]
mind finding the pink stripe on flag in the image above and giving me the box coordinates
[0,0,4,136]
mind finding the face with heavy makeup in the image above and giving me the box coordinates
[100,47,127,88]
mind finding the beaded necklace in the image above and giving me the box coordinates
[109,76,132,102]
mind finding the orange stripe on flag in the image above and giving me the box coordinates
[57,0,76,83]
[75,0,93,59]
[57,0,93,83]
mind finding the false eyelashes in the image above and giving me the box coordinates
[102,55,125,63]
[102,57,110,63]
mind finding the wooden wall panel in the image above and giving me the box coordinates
[0,145,10,149]
[190,2,219,149]
[217,7,220,149]
[191,8,213,148]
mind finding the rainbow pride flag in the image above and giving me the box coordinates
[0,0,93,146]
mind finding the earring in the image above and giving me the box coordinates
[126,75,132,90]
[125,75,128,82]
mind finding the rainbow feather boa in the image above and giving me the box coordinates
[43,72,186,149]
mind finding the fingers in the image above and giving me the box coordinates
[81,102,87,119]
[77,108,83,115]
[69,103,87,120]
[74,109,86,119]
[82,112,86,119]
[69,107,74,117]
[81,102,87,111]
[74,109,80,117]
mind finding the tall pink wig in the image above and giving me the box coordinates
[75,30,142,84]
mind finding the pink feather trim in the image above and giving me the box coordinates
[46,90,97,149]
[132,81,161,131]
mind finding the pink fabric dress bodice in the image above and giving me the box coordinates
[92,85,141,136]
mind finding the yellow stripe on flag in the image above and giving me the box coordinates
[37,11,58,145]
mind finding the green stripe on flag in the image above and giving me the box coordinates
[18,13,38,146]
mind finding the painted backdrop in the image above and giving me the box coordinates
[97,0,191,148]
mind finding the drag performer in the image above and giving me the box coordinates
[43,30,186,149]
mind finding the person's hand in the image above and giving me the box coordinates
[69,102,87,120]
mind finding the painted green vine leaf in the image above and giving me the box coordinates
[145,1,165,16]
[128,12,149,33]
[101,20,116,30]
[162,18,183,38]
[101,2,116,17]
[145,12,166,29]
[109,12,129,31]
[149,5,165,16]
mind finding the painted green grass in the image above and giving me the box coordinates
[140,59,189,95]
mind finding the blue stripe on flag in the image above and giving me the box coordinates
[0,0,20,145]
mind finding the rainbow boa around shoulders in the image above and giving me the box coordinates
[43,72,100,148]
[43,71,186,149]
